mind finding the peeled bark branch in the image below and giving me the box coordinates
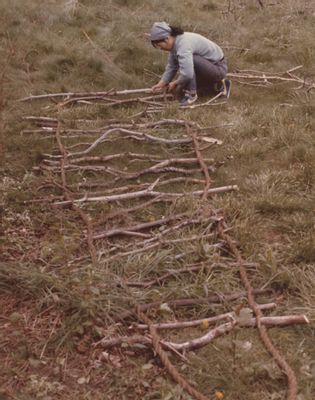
[101,234,218,262]
[55,185,238,206]
[18,88,155,102]
[92,212,187,239]
[166,315,309,352]
[133,303,277,330]
[99,314,309,352]
[67,128,194,157]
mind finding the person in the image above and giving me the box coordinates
[150,21,231,106]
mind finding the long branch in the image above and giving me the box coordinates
[18,88,155,102]
[103,235,218,260]
[164,315,309,352]
[55,185,238,206]
[218,221,299,400]
[67,128,194,157]
[134,303,277,330]
[92,212,187,239]
[99,315,308,352]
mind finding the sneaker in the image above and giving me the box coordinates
[220,78,231,98]
[180,91,198,106]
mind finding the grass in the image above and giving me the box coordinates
[1,1,315,399]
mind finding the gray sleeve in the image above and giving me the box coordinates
[176,44,194,85]
[161,53,178,83]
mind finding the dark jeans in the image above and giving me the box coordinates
[182,55,228,96]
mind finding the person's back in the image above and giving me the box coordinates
[150,22,231,105]
[173,32,224,63]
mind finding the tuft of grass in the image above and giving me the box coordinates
[292,233,315,264]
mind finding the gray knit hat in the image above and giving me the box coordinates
[150,21,171,41]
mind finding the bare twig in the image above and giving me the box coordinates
[188,126,212,200]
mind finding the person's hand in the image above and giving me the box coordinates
[151,81,167,93]
[167,81,177,93]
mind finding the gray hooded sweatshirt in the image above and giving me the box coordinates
[161,32,224,85]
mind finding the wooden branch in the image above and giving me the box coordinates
[55,185,238,206]
[45,155,214,171]
[97,219,217,261]
[133,303,277,330]
[41,160,215,177]
[41,165,214,184]
[21,128,57,135]
[62,118,199,137]
[227,71,315,92]
[140,118,200,129]
[167,321,236,351]
[100,155,214,165]
[67,128,194,157]
[23,118,202,137]
[18,88,155,102]
[244,315,309,327]
[97,214,217,259]
[41,164,211,176]
[60,93,172,108]
[189,127,212,200]
[102,234,218,262]
[234,67,301,76]
[217,220,299,400]
[228,73,300,83]
[99,314,309,352]
[166,315,309,352]
[82,177,204,192]
[92,197,169,226]
[92,212,187,239]
[166,315,309,351]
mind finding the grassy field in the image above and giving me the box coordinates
[1,1,314,399]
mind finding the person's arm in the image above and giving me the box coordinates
[176,45,194,86]
[162,52,179,83]
[152,52,178,93]
[151,79,168,93]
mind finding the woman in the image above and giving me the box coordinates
[150,21,231,106]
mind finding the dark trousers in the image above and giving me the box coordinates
[182,55,228,96]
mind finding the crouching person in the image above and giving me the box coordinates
[150,21,231,106]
